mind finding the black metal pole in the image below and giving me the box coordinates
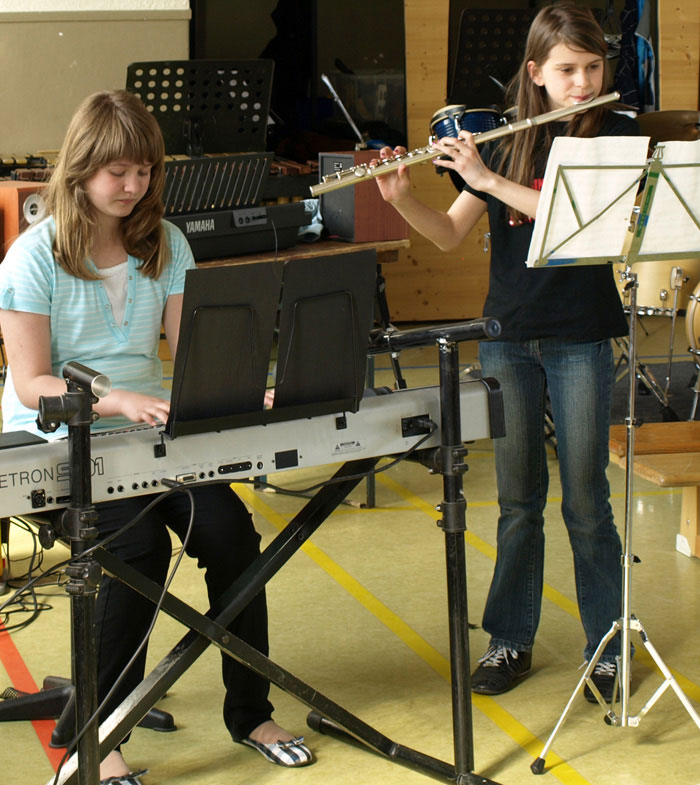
[436,337,474,776]
[38,363,110,785]
[63,386,101,785]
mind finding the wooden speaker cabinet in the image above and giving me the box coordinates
[318,151,409,243]
[0,181,48,259]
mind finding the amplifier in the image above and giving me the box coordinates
[167,202,308,260]
[0,181,48,259]
[318,151,409,243]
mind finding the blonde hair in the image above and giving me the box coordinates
[496,4,613,223]
[46,89,167,280]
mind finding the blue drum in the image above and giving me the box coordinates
[429,104,503,140]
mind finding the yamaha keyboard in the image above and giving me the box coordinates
[0,379,501,518]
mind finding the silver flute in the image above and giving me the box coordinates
[309,91,621,196]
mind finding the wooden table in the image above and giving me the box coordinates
[609,421,700,557]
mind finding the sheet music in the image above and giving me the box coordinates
[636,139,700,257]
[527,135,649,267]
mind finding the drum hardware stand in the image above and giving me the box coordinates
[660,266,686,398]
[688,343,700,420]
[34,362,113,785]
[613,277,679,420]
[530,141,700,774]
[50,319,506,785]
[614,264,688,416]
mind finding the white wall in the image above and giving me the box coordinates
[0,2,189,11]
[0,2,190,153]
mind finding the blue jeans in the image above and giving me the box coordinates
[478,338,623,662]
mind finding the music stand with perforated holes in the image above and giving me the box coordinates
[529,137,700,775]
[126,59,274,156]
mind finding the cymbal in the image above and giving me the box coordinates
[637,110,700,143]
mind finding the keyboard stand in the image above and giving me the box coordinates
[49,320,504,785]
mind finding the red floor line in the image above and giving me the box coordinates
[0,620,63,771]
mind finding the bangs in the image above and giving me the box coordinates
[557,31,608,60]
[62,91,165,181]
[90,109,163,169]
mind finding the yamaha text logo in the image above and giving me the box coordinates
[185,218,216,234]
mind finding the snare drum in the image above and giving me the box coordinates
[614,259,700,315]
[429,105,503,140]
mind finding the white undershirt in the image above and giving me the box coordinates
[99,261,128,326]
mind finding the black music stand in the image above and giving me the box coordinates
[49,253,505,785]
[448,7,535,107]
[126,59,274,155]
[166,250,377,437]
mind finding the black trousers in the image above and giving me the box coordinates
[93,483,274,744]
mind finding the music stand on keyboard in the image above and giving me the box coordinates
[166,250,377,437]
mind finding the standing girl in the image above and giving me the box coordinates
[0,90,313,783]
[375,4,637,702]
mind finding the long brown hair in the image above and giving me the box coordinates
[497,4,612,223]
[46,89,167,280]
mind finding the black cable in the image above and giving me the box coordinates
[0,484,193,619]
[0,517,61,631]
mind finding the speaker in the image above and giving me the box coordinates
[318,151,409,243]
[0,181,49,259]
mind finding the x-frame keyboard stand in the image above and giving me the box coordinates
[51,320,504,785]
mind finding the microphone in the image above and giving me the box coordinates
[62,362,112,398]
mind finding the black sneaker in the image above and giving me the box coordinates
[471,645,532,694]
[583,660,619,704]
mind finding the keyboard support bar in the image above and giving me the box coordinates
[49,329,503,785]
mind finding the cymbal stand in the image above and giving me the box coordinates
[531,272,700,776]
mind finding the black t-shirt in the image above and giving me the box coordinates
[464,111,638,341]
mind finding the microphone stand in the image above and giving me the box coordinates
[38,363,111,785]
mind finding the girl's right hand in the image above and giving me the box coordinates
[372,145,411,203]
[107,389,171,426]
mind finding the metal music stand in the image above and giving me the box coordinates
[125,59,274,155]
[527,136,700,774]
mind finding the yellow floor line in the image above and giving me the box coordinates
[234,483,589,785]
[377,474,581,619]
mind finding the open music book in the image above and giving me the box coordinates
[527,135,649,267]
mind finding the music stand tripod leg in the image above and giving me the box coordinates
[530,620,621,774]
[533,271,700,775]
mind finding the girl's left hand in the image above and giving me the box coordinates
[430,131,492,192]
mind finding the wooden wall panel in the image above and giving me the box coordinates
[367,0,700,322]
[383,0,491,321]
[657,0,700,110]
